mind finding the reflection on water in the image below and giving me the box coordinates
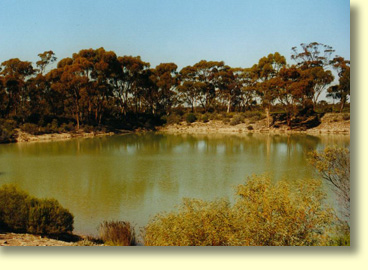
[0,133,350,235]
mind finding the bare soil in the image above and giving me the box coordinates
[0,233,103,246]
[15,129,116,143]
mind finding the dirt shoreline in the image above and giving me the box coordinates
[14,129,127,144]
[157,113,350,136]
[7,113,350,145]
[0,232,103,246]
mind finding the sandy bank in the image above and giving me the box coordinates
[15,129,121,143]
[157,113,350,135]
[0,232,103,246]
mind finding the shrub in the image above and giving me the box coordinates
[0,184,74,235]
[308,146,350,224]
[0,185,31,232]
[20,123,41,135]
[82,125,94,133]
[222,118,230,124]
[166,114,181,125]
[230,115,244,126]
[51,119,59,132]
[201,114,209,123]
[144,198,233,246]
[0,119,17,142]
[242,111,265,120]
[185,113,197,123]
[98,220,135,246]
[144,175,336,246]
[342,113,350,121]
[28,198,74,234]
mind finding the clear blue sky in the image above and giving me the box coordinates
[0,0,350,70]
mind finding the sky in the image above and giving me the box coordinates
[0,0,350,70]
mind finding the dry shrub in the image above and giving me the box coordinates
[98,220,135,246]
[144,199,233,246]
[144,175,337,246]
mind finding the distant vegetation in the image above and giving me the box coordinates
[0,42,350,142]
[0,185,74,235]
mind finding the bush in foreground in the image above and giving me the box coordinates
[144,175,339,246]
[0,185,74,234]
[98,220,136,246]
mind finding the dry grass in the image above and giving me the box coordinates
[98,221,136,246]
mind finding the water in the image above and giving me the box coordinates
[0,133,350,236]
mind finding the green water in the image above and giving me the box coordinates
[0,133,349,236]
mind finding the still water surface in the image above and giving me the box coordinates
[0,133,349,235]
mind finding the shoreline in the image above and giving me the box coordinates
[0,232,103,246]
[157,113,350,136]
[1,113,350,145]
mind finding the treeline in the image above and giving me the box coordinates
[0,42,350,133]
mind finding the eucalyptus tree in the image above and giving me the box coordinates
[178,65,206,112]
[291,42,335,109]
[117,55,150,114]
[251,52,286,126]
[327,56,350,112]
[149,63,179,115]
[0,58,36,120]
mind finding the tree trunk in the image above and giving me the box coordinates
[265,106,270,128]
[226,93,231,113]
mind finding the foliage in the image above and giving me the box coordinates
[0,44,349,133]
[230,115,244,126]
[185,113,197,123]
[0,184,74,234]
[242,111,265,120]
[28,198,74,234]
[20,123,42,135]
[201,113,209,123]
[166,113,181,125]
[144,175,336,246]
[0,119,17,142]
[308,146,350,224]
[98,220,135,246]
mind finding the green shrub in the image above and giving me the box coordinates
[222,118,230,124]
[20,123,41,135]
[230,115,244,126]
[0,185,31,232]
[144,176,336,246]
[0,184,74,235]
[82,125,94,133]
[166,114,181,125]
[98,220,135,246]
[201,114,209,123]
[242,111,265,120]
[59,122,75,133]
[342,113,350,121]
[185,113,197,123]
[0,119,17,142]
[51,119,59,132]
[28,198,74,234]
[0,120,17,142]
